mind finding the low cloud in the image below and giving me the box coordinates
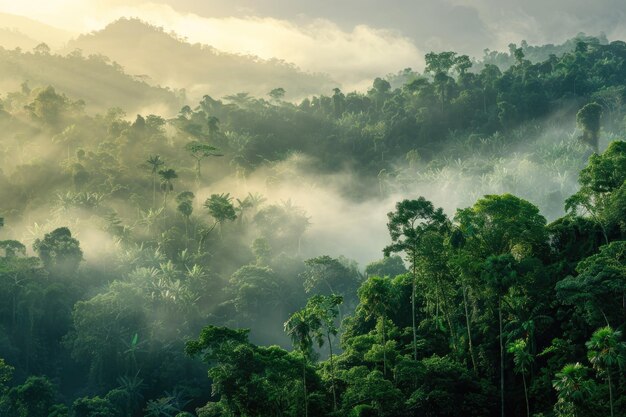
[96,4,423,91]
[0,1,423,91]
[455,0,626,50]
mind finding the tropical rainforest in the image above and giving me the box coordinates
[0,18,626,417]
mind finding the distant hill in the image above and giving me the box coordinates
[0,47,183,115]
[0,27,40,50]
[0,12,73,48]
[66,18,337,102]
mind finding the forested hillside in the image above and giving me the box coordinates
[0,46,183,114]
[0,34,625,417]
[0,12,72,49]
[67,18,336,102]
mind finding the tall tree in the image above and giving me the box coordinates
[33,227,83,276]
[184,141,222,182]
[424,51,457,113]
[384,198,449,361]
[175,191,194,240]
[565,141,626,243]
[483,254,518,417]
[556,241,626,327]
[455,194,547,259]
[576,102,602,153]
[357,276,396,376]
[205,193,236,231]
[145,155,164,209]
[308,294,343,411]
[284,310,319,417]
[207,116,220,143]
[198,193,237,253]
[158,168,178,208]
[507,338,534,417]
[586,326,626,417]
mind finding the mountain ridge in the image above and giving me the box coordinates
[66,18,337,102]
[0,12,73,48]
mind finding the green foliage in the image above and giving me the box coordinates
[176,191,195,219]
[557,241,626,327]
[0,240,26,258]
[566,141,626,240]
[32,227,83,275]
[586,326,626,417]
[0,358,14,391]
[186,325,320,417]
[577,103,603,152]
[553,363,596,417]
[406,356,493,417]
[72,396,118,417]
[204,193,237,224]
[0,33,626,417]
[6,376,58,417]
[455,194,547,259]
[586,326,626,373]
[159,169,178,192]
[365,255,407,278]
[185,141,222,180]
[508,339,533,375]
[302,256,362,302]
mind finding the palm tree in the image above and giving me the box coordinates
[158,169,178,208]
[117,374,145,415]
[246,192,266,210]
[308,294,343,411]
[358,276,394,376]
[175,191,194,240]
[586,326,626,417]
[284,310,319,417]
[146,155,164,208]
[507,338,533,417]
[553,363,595,417]
[504,299,553,358]
[235,196,254,226]
[224,92,253,108]
[144,396,178,417]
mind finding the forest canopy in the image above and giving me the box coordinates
[0,27,625,417]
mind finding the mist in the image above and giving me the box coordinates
[1,4,626,416]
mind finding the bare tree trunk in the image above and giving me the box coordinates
[523,373,530,417]
[382,316,387,377]
[608,373,614,417]
[499,301,505,417]
[436,275,457,353]
[153,173,157,209]
[412,261,418,361]
[195,158,202,183]
[463,285,477,373]
[302,359,308,417]
[327,332,337,411]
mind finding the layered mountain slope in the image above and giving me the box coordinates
[0,47,182,115]
[67,18,336,101]
[0,12,73,48]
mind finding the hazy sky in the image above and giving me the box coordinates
[1,1,625,88]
